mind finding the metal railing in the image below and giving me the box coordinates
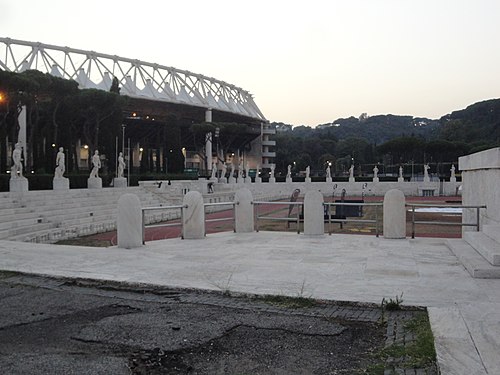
[141,201,237,243]
[324,202,383,237]
[254,201,303,234]
[406,203,487,239]
[254,200,383,236]
[142,205,185,244]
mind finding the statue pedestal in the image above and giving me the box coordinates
[398,177,405,182]
[349,177,355,183]
[218,177,227,184]
[305,177,311,183]
[286,177,292,183]
[88,177,102,189]
[9,177,29,192]
[269,177,276,184]
[423,177,430,183]
[113,177,127,188]
[255,177,262,183]
[450,177,456,183]
[228,177,236,184]
[53,177,69,190]
[326,177,332,183]
[372,177,379,183]
[244,177,252,184]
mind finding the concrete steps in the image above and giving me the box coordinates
[0,187,168,243]
[464,231,500,266]
[446,239,500,278]
[447,224,500,278]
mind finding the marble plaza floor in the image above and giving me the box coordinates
[1,232,499,374]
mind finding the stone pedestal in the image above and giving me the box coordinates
[235,188,254,233]
[423,176,430,183]
[117,193,143,248]
[269,177,276,184]
[372,177,379,183]
[182,191,205,239]
[305,177,311,183]
[398,177,405,182]
[218,177,227,184]
[228,176,236,184]
[244,177,252,184]
[326,177,332,183]
[53,177,69,190]
[255,177,262,183]
[349,177,355,183]
[450,177,456,183]
[113,177,127,188]
[286,177,292,183]
[87,177,102,189]
[383,189,406,239]
[9,177,29,192]
[304,190,324,235]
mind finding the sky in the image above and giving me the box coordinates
[1,0,499,127]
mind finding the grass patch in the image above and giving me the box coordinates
[259,294,316,309]
[360,312,437,374]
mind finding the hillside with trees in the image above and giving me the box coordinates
[274,99,500,178]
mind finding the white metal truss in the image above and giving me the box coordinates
[0,37,267,121]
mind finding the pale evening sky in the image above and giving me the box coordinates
[1,0,499,126]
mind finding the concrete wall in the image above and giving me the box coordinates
[140,179,461,199]
[459,147,500,230]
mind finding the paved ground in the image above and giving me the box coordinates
[1,231,498,374]
[0,273,431,374]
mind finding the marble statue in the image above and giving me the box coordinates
[286,164,292,178]
[245,162,250,177]
[450,164,456,178]
[423,163,430,181]
[305,166,310,178]
[221,162,227,177]
[117,152,125,178]
[326,165,331,179]
[349,165,354,179]
[270,164,275,177]
[211,162,217,179]
[373,165,379,179]
[89,150,101,178]
[54,147,65,178]
[11,143,23,177]
[399,166,403,179]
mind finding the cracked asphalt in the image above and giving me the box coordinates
[0,273,387,374]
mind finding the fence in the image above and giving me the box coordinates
[406,203,487,239]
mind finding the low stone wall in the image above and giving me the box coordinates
[459,147,500,230]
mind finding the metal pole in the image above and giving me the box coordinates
[476,207,480,231]
[412,205,416,239]
[296,205,300,234]
[115,136,118,177]
[127,138,130,187]
[375,205,379,237]
[255,203,260,232]
[142,209,145,245]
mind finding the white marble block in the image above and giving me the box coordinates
[53,177,69,190]
[87,177,102,189]
[326,177,332,183]
[9,177,29,192]
[383,189,406,239]
[286,177,292,183]
[305,177,311,183]
[269,177,276,184]
[349,177,355,183]
[398,177,405,182]
[372,177,379,183]
[113,177,127,188]
[304,190,324,235]
[228,176,236,184]
[117,193,143,248]
[182,191,205,239]
[235,188,254,233]
[255,176,262,183]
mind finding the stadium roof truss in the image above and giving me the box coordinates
[0,37,266,121]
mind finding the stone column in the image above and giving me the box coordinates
[234,188,254,233]
[182,191,205,239]
[383,189,406,239]
[304,190,324,235]
[117,193,143,248]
